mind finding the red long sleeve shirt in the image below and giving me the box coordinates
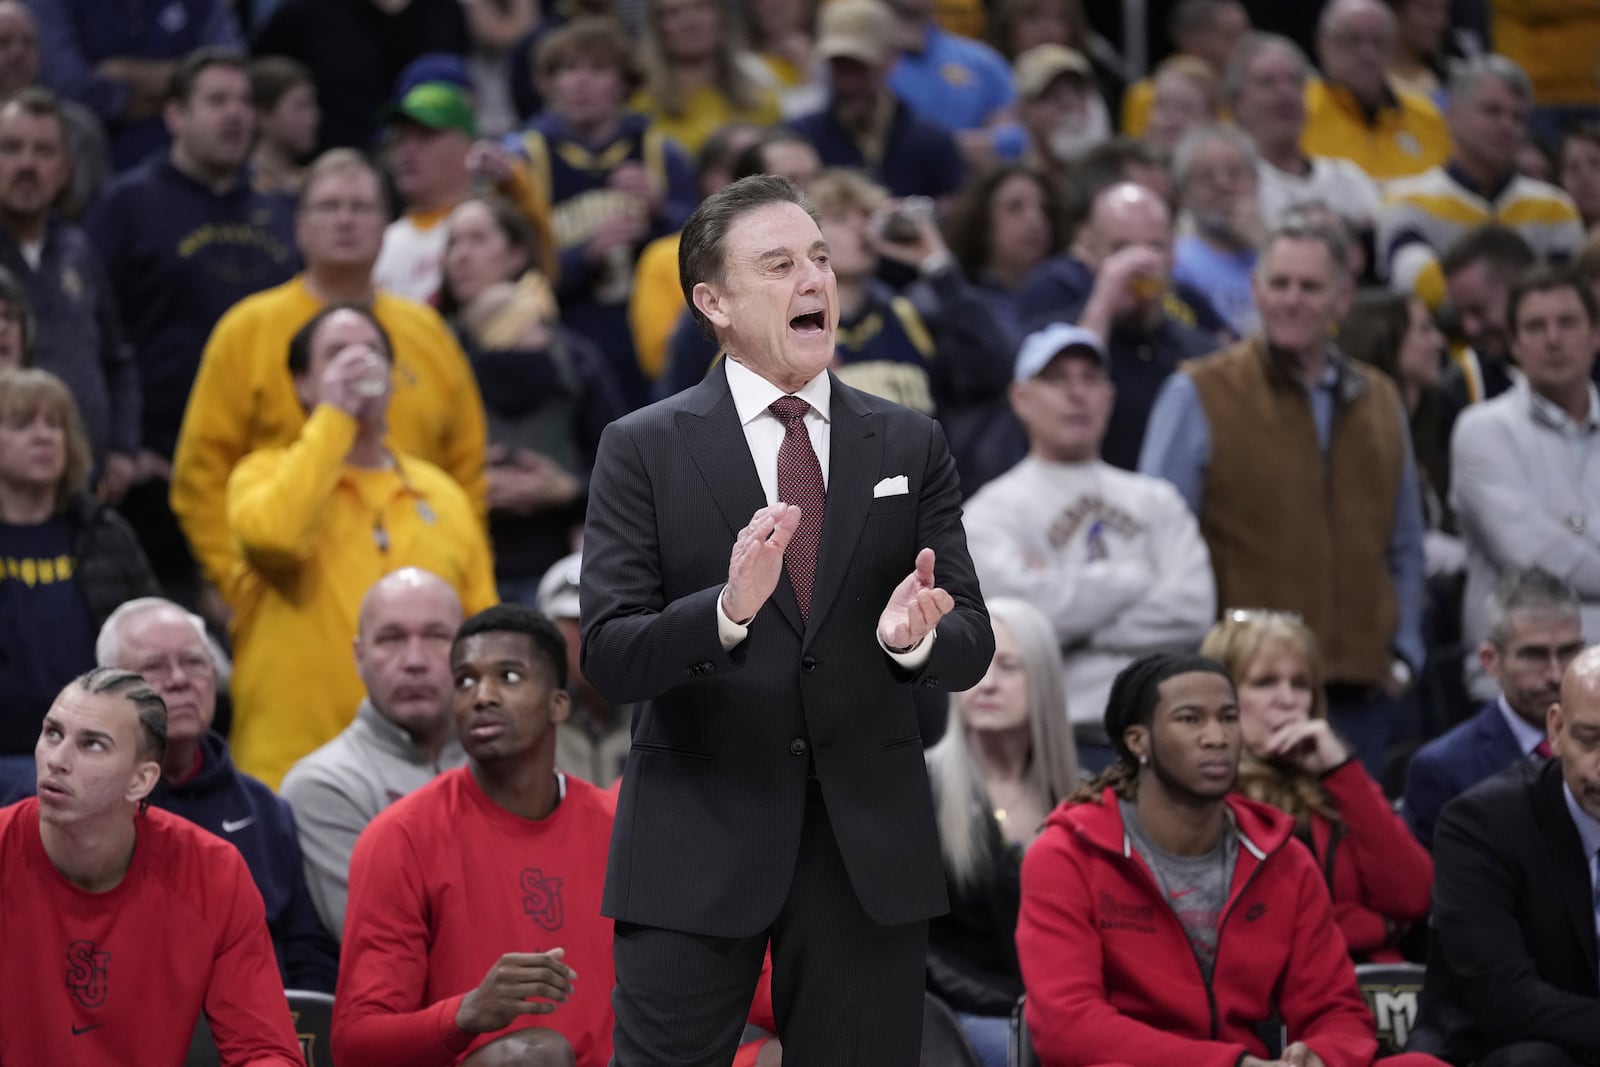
[0,799,303,1067]
[333,768,617,1067]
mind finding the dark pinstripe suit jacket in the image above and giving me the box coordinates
[579,361,993,938]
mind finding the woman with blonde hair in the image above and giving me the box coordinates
[631,0,783,154]
[0,368,157,801]
[1200,609,1432,962]
[926,596,1078,1067]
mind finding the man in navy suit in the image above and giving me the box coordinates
[1411,644,1600,1065]
[1404,566,1585,848]
[580,174,993,1066]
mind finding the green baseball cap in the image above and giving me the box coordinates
[386,81,477,138]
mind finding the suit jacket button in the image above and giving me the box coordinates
[921,677,940,687]
[801,656,817,672]
[700,662,716,674]
[789,738,809,757]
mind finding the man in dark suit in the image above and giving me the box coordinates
[1404,567,1585,848]
[1412,644,1600,1067]
[580,174,993,1067]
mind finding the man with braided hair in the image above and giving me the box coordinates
[1015,652,1447,1067]
[0,668,301,1066]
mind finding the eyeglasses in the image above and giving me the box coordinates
[132,652,215,680]
[1225,607,1305,625]
[302,199,386,218]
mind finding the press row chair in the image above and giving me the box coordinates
[186,988,334,1067]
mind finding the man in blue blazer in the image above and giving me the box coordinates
[1404,567,1585,848]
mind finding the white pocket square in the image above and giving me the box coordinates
[873,475,909,498]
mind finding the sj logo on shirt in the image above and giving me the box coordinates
[65,940,111,1010]
[520,868,565,932]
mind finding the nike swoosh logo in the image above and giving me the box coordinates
[1169,888,1196,900]
[72,1024,102,1036]
[221,816,256,833]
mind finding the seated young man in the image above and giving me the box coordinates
[331,604,780,1067]
[333,604,614,1066]
[1015,651,1445,1067]
[0,669,301,1067]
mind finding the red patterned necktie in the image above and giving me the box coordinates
[769,396,825,620]
[1535,739,1554,759]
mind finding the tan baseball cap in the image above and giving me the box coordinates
[1014,44,1092,100]
[815,0,895,66]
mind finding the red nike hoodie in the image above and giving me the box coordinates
[1016,788,1378,1067]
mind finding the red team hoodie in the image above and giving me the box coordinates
[1015,788,1380,1067]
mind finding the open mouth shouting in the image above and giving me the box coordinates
[789,310,827,335]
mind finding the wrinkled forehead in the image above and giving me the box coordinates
[722,201,826,264]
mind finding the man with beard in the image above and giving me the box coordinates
[1410,646,1600,1065]
[1404,567,1585,848]
[1171,124,1265,338]
[1016,652,1446,1067]
[787,0,964,201]
[1436,226,1537,437]
[86,47,299,604]
[280,567,468,937]
[0,88,137,493]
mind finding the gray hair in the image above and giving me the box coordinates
[1487,567,1582,649]
[679,173,817,340]
[95,597,231,687]
[925,598,1079,892]
[1260,210,1351,279]
[1172,122,1258,189]
[1448,54,1534,107]
[1317,0,1394,38]
[1221,32,1309,108]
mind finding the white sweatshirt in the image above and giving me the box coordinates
[963,456,1217,732]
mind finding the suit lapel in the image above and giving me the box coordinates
[676,364,804,636]
[807,378,884,641]
[1532,762,1600,978]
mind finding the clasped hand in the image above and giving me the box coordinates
[723,505,953,648]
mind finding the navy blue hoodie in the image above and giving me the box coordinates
[85,157,299,457]
[148,731,337,991]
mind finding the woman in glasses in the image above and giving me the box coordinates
[1201,608,1432,962]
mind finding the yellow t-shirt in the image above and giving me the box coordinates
[629,232,685,381]
[225,407,497,789]
[171,275,488,605]
[629,83,783,156]
[1301,78,1452,183]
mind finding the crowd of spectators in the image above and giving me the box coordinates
[5,0,1600,1062]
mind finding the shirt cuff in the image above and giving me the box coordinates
[717,586,750,651]
[879,626,935,669]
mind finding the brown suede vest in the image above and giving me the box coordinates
[1187,337,1404,686]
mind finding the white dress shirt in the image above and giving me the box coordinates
[1497,696,1550,757]
[715,358,932,667]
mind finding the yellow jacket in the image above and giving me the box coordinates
[629,232,684,380]
[172,276,487,603]
[1301,78,1452,183]
[225,406,497,789]
[1493,0,1600,106]
[628,84,782,156]
[1121,77,1154,136]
